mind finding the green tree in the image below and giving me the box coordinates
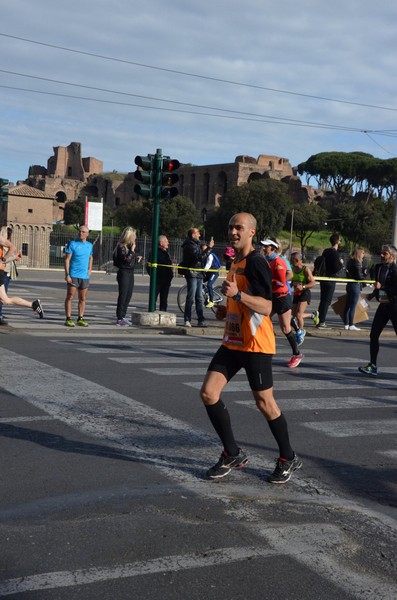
[297,151,375,203]
[338,196,393,251]
[361,199,393,252]
[63,198,86,225]
[158,195,199,238]
[102,203,115,226]
[291,203,328,255]
[366,157,397,201]
[113,200,152,235]
[211,179,291,241]
[113,195,198,238]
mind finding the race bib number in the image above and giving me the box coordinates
[223,312,243,346]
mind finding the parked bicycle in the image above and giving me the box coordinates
[177,282,224,314]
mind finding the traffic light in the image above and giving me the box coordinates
[160,157,180,200]
[133,154,154,199]
[0,178,9,203]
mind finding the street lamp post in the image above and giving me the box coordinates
[392,191,397,247]
[288,208,295,258]
[201,208,207,241]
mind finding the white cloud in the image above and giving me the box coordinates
[1,0,396,184]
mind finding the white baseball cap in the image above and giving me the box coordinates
[260,238,278,249]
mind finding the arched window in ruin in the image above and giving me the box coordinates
[215,171,227,207]
[80,185,99,199]
[203,173,210,206]
[247,172,263,183]
[55,190,67,203]
[190,174,196,204]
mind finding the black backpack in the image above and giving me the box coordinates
[313,255,326,277]
[113,246,122,268]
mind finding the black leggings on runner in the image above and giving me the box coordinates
[370,303,397,365]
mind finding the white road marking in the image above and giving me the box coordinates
[74,347,141,353]
[236,395,397,411]
[110,357,210,364]
[185,379,396,391]
[377,450,397,460]
[80,347,214,356]
[302,420,397,437]
[259,524,397,600]
[142,364,374,377]
[144,367,209,375]
[0,546,279,596]
[0,522,395,599]
[0,416,56,423]
[52,339,219,350]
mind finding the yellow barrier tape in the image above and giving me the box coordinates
[147,262,227,273]
[147,262,375,283]
[314,276,375,284]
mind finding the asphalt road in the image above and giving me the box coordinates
[0,270,396,599]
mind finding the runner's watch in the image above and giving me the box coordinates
[232,290,242,302]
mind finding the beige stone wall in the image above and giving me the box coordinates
[5,224,52,268]
[46,142,103,180]
[24,146,296,215]
[177,154,294,211]
[0,186,53,268]
[27,142,104,204]
[82,156,103,176]
[6,196,53,227]
[48,143,85,180]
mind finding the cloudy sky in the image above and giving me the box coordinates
[1,0,396,185]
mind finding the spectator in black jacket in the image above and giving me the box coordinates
[359,244,397,376]
[147,235,173,311]
[114,227,142,326]
[343,247,366,331]
[317,233,344,328]
[181,227,214,327]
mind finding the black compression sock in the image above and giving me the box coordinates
[290,317,299,333]
[206,399,239,456]
[267,413,294,461]
[286,330,299,355]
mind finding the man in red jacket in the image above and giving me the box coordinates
[261,238,303,368]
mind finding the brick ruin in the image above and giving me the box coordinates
[22,143,320,215]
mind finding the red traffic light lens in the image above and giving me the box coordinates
[164,159,180,172]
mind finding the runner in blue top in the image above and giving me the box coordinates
[64,226,93,327]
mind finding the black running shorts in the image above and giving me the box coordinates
[272,293,292,315]
[293,290,311,305]
[207,345,273,391]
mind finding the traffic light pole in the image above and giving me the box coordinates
[148,148,163,312]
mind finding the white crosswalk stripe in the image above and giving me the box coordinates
[235,395,397,411]
[184,378,396,391]
[302,420,397,437]
[142,364,397,378]
[110,357,210,364]
[378,450,397,460]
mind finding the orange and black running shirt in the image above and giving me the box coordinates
[222,250,276,354]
